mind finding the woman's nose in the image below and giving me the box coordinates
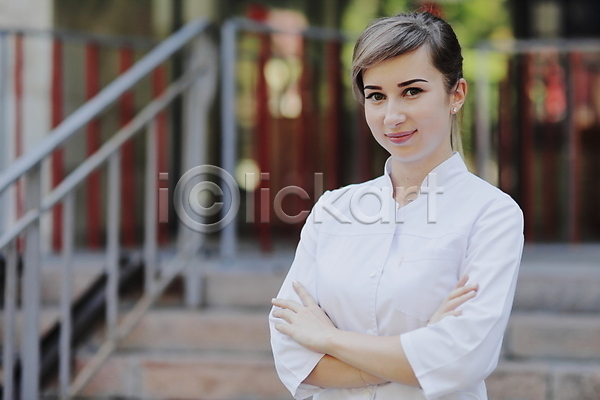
[383,104,406,128]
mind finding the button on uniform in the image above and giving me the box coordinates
[369,271,377,278]
[362,389,371,398]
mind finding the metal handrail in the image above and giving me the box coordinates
[476,37,600,53]
[0,18,209,195]
[0,68,199,251]
[0,26,157,49]
[0,18,213,400]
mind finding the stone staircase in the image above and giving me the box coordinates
[22,245,600,399]
[487,246,600,400]
[71,269,293,400]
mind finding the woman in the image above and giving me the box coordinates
[269,12,523,400]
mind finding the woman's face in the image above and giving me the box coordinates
[362,46,466,167]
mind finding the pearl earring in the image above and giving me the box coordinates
[452,107,458,113]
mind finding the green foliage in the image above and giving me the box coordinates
[341,0,512,39]
[442,0,512,48]
[341,0,514,83]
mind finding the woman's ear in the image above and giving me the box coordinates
[451,78,467,112]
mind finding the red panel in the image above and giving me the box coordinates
[152,65,169,244]
[294,37,311,228]
[325,41,341,190]
[255,33,272,252]
[568,52,585,243]
[51,38,64,251]
[85,42,102,248]
[540,56,564,241]
[519,53,536,241]
[119,46,136,247]
[158,188,169,223]
[14,34,24,225]
[246,3,269,22]
[498,63,513,195]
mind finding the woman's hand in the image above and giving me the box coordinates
[271,281,337,354]
[428,275,478,325]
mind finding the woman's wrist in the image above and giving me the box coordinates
[320,326,340,355]
[359,369,387,386]
[359,369,372,387]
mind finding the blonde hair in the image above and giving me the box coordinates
[351,12,464,153]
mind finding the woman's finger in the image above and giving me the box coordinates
[272,297,303,312]
[428,278,477,325]
[455,275,469,289]
[447,283,478,302]
[442,289,477,312]
[272,308,296,323]
[275,323,292,336]
[292,281,318,307]
[444,310,462,318]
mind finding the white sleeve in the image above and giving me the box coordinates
[269,196,328,400]
[400,197,524,399]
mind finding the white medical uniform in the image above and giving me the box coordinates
[269,152,524,400]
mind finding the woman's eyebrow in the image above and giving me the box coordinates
[364,79,428,91]
[398,79,428,87]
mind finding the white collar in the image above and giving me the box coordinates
[382,152,468,190]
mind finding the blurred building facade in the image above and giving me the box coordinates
[1,1,600,399]
[3,0,600,251]
[0,0,358,255]
[498,0,600,242]
[509,0,600,39]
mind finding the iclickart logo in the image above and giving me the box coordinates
[161,165,443,233]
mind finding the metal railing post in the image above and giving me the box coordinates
[144,120,158,295]
[0,32,8,237]
[21,163,42,400]
[59,192,74,399]
[106,152,121,340]
[180,34,217,306]
[3,242,18,400]
[219,19,238,263]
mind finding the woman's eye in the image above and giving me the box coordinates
[404,87,423,97]
[366,92,385,102]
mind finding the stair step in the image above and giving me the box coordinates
[41,260,104,305]
[0,308,60,345]
[487,360,600,400]
[514,266,600,312]
[41,267,103,305]
[203,271,286,308]
[116,309,270,352]
[38,267,287,309]
[39,265,600,311]
[39,258,600,312]
[35,247,600,311]
[73,352,292,400]
[505,312,600,360]
[72,356,600,400]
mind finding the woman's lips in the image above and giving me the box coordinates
[385,129,416,144]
